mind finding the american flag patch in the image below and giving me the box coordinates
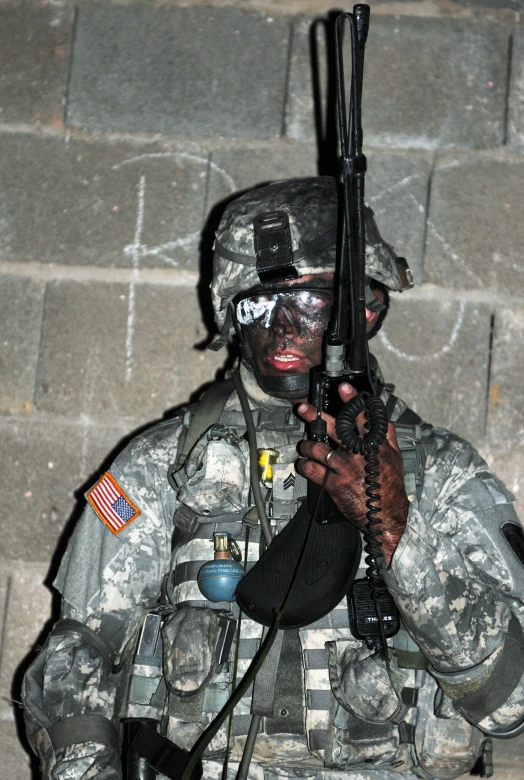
[87,472,141,535]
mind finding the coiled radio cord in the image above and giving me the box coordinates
[336,394,391,657]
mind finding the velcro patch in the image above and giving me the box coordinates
[87,472,141,535]
[272,463,296,501]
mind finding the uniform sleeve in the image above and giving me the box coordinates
[22,419,182,779]
[383,432,524,735]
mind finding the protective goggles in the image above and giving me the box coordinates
[233,287,334,332]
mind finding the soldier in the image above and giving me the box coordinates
[22,177,524,780]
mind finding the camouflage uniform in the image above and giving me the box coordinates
[22,178,524,778]
[22,363,524,780]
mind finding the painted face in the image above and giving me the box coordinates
[236,288,333,378]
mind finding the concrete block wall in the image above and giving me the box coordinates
[0,1,523,776]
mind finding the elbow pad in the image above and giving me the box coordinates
[431,615,524,726]
[22,619,121,778]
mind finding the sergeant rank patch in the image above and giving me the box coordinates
[87,472,141,535]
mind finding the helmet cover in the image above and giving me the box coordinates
[211,176,408,332]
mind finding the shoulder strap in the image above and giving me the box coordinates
[386,392,422,426]
[174,378,235,469]
[387,394,427,501]
[396,406,423,426]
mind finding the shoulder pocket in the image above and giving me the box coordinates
[175,426,249,518]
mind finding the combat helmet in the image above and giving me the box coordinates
[210,176,412,349]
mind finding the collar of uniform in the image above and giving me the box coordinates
[237,361,294,410]
[237,357,395,412]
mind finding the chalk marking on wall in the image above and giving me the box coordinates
[426,221,478,283]
[378,299,466,362]
[125,283,136,382]
[113,151,237,192]
[115,152,237,270]
[367,173,422,204]
[123,233,201,267]
[113,151,204,171]
[125,175,146,382]
[208,159,237,192]
[407,193,425,214]
[370,191,425,225]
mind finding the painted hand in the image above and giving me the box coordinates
[295,383,409,568]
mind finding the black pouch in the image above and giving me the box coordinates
[236,499,361,629]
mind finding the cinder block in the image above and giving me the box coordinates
[366,152,432,284]
[35,280,225,420]
[286,16,509,149]
[0,275,44,412]
[481,446,524,522]
[0,721,33,779]
[0,4,72,127]
[67,4,290,139]
[425,153,524,294]
[508,34,524,152]
[0,419,84,561]
[285,16,330,146]
[206,144,317,217]
[0,567,9,670]
[487,308,524,451]
[0,134,207,270]
[372,298,492,443]
[452,0,523,7]
[0,561,52,721]
[0,413,144,562]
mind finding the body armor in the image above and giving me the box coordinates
[120,379,484,778]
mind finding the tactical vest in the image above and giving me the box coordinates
[123,382,485,778]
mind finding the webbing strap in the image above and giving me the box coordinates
[129,675,162,706]
[47,714,119,753]
[396,406,423,426]
[213,227,337,267]
[446,615,524,725]
[130,723,203,780]
[51,618,114,668]
[386,393,423,426]
[398,721,415,744]
[251,628,285,716]
[175,379,234,469]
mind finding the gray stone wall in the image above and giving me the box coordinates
[0,1,523,776]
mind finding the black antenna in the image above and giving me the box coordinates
[331,6,370,375]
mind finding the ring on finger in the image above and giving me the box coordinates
[325,449,336,467]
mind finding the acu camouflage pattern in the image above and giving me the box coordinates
[211,177,406,331]
[22,365,524,780]
[22,616,122,779]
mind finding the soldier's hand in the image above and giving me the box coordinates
[295,382,409,568]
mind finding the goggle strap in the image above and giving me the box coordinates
[207,306,234,352]
[365,284,386,312]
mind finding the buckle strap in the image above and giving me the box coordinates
[130,723,203,780]
[398,721,415,744]
[401,687,419,708]
[47,714,119,753]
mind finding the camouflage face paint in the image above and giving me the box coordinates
[236,289,333,379]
